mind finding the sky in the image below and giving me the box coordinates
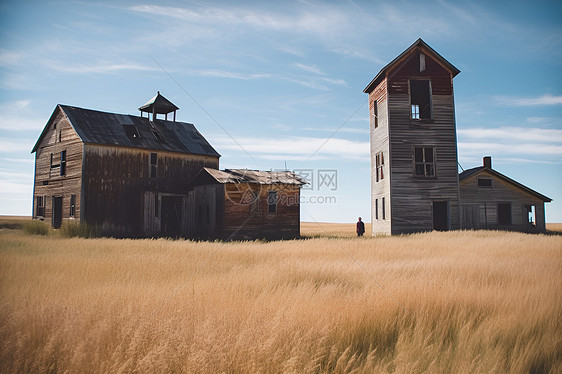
[0,0,561,223]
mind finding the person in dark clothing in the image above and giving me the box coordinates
[356,217,365,237]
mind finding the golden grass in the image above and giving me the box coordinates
[1,228,561,373]
[301,222,372,238]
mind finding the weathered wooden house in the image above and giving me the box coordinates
[364,38,461,235]
[459,157,551,232]
[188,168,307,239]
[32,92,220,236]
[364,39,551,234]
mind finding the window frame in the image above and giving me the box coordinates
[268,191,277,214]
[373,100,378,128]
[413,146,436,178]
[149,152,158,179]
[375,151,384,182]
[60,150,66,177]
[36,195,45,217]
[477,178,492,188]
[409,79,432,120]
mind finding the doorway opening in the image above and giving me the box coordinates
[433,201,449,231]
[52,196,63,229]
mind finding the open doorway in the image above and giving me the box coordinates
[52,196,63,229]
[433,201,449,231]
[161,195,183,237]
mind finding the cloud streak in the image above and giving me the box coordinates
[494,94,562,107]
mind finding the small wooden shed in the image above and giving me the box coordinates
[459,157,551,232]
[188,168,307,239]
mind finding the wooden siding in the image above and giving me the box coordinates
[82,144,218,236]
[223,184,301,239]
[33,109,83,225]
[384,49,460,234]
[369,77,391,235]
[460,171,547,232]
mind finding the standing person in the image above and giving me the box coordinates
[356,217,365,237]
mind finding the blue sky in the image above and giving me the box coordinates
[1,0,561,223]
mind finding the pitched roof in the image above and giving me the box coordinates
[363,38,460,94]
[459,166,552,202]
[31,105,220,157]
[138,91,179,114]
[193,167,308,186]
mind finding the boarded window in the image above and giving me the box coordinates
[414,147,435,177]
[36,196,45,217]
[150,153,157,179]
[375,198,379,220]
[60,150,66,177]
[70,194,76,217]
[478,178,492,187]
[498,203,512,225]
[420,53,426,72]
[373,100,378,128]
[410,80,431,119]
[375,152,384,182]
[268,191,277,213]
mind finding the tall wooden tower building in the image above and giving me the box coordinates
[364,39,461,235]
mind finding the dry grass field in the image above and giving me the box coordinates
[1,219,561,373]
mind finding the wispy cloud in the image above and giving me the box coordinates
[0,101,45,131]
[494,94,562,107]
[192,69,272,80]
[213,135,369,160]
[46,62,158,74]
[458,127,562,143]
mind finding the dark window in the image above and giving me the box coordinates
[60,150,66,176]
[478,178,492,187]
[375,198,379,220]
[268,191,277,213]
[382,197,386,220]
[123,124,140,140]
[150,153,157,179]
[410,80,431,119]
[498,203,512,225]
[42,181,48,185]
[375,152,384,182]
[70,194,76,217]
[36,196,45,217]
[373,100,378,128]
[58,130,62,143]
[414,147,435,177]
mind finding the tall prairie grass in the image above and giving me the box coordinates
[0,228,561,373]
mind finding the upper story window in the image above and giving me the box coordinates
[413,146,435,177]
[375,152,384,182]
[478,178,492,187]
[60,150,66,176]
[410,80,431,120]
[149,152,158,179]
[420,53,426,72]
[49,151,66,177]
[373,100,378,128]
